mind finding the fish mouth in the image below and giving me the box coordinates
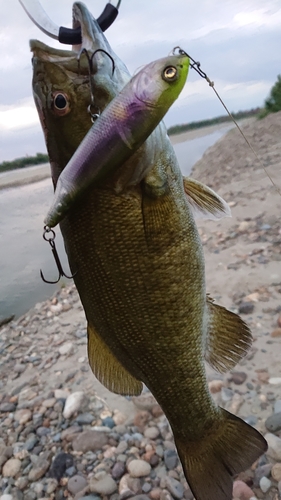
[30,2,114,63]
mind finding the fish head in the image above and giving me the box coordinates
[133,53,189,110]
[30,1,130,185]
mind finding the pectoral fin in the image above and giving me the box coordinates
[87,324,143,396]
[183,177,231,220]
[204,296,252,373]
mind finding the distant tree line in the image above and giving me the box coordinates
[259,75,281,118]
[167,108,261,136]
[0,153,49,174]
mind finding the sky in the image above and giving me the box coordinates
[0,0,280,161]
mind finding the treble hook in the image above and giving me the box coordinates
[40,226,77,284]
[79,48,115,122]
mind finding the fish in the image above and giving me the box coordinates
[30,3,267,500]
[45,52,190,227]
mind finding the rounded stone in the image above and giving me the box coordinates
[90,473,117,495]
[68,475,88,495]
[72,430,108,452]
[259,476,271,493]
[0,495,14,500]
[232,480,255,499]
[2,458,21,477]
[128,459,151,478]
[14,409,32,425]
[265,433,281,461]
[271,463,281,482]
[63,391,88,419]
[265,412,281,432]
[164,449,178,470]
[111,461,126,480]
[144,427,160,440]
[165,477,184,499]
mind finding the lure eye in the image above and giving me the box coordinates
[162,66,178,82]
[52,92,70,116]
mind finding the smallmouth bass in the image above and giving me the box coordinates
[30,3,267,499]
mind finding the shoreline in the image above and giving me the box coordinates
[0,121,235,190]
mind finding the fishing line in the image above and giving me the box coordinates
[173,46,281,197]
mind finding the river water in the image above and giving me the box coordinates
[0,124,233,321]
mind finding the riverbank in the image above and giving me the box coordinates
[1,112,281,500]
[0,121,242,191]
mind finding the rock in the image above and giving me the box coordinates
[72,430,108,452]
[271,328,281,337]
[76,412,95,425]
[144,427,160,439]
[43,397,56,408]
[265,412,281,432]
[274,400,281,413]
[129,496,150,500]
[0,402,16,412]
[54,389,70,399]
[28,458,50,481]
[133,411,150,429]
[208,380,224,393]
[14,408,32,425]
[265,433,281,461]
[238,302,254,314]
[230,372,247,385]
[165,477,184,499]
[2,458,21,477]
[232,480,255,499]
[112,461,126,480]
[90,472,117,495]
[269,377,281,385]
[256,370,269,384]
[271,463,281,482]
[49,452,74,481]
[163,449,178,470]
[63,391,88,419]
[102,416,115,428]
[45,478,59,494]
[58,342,74,356]
[0,495,13,500]
[128,459,151,477]
[259,476,271,493]
[68,475,88,495]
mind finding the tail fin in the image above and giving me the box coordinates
[175,408,267,500]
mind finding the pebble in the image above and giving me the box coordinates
[90,472,117,495]
[128,459,151,477]
[238,302,254,314]
[271,327,281,337]
[28,458,50,481]
[208,379,224,393]
[49,452,74,481]
[265,433,281,460]
[2,458,21,477]
[68,474,88,495]
[165,477,184,499]
[72,430,108,452]
[232,480,255,499]
[230,371,247,385]
[112,461,126,480]
[144,426,160,439]
[259,476,271,493]
[269,377,281,385]
[0,495,13,500]
[163,449,178,470]
[76,412,95,425]
[265,412,281,432]
[271,463,281,482]
[274,400,281,413]
[63,391,87,418]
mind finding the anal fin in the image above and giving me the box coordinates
[205,296,252,372]
[87,324,143,396]
[183,177,231,220]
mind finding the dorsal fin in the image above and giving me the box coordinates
[183,177,231,220]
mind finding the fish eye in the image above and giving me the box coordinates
[52,92,70,116]
[162,66,178,82]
